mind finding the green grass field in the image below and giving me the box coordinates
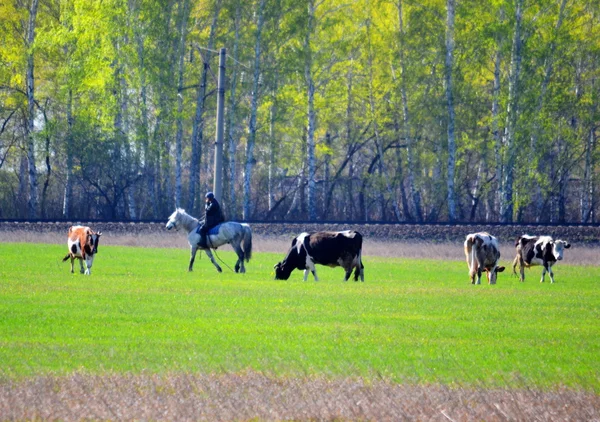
[1,242,598,392]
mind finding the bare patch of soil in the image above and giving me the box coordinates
[2,228,599,266]
[1,372,598,421]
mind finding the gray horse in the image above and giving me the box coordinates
[166,208,252,273]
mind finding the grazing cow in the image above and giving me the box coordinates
[464,232,505,285]
[62,225,102,275]
[274,231,364,282]
[512,235,571,283]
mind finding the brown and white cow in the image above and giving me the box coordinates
[62,225,102,275]
[512,235,571,283]
[464,232,505,285]
[274,231,364,282]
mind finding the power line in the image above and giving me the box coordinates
[193,43,250,69]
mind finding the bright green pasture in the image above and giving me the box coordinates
[0,242,598,391]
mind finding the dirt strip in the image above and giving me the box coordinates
[2,229,600,265]
[1,372,598,421]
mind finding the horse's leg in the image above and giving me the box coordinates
[204,249,222,273]
[232,242,245,273]
[189,245,199,272]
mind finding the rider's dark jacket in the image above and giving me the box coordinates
[204,198,225,229]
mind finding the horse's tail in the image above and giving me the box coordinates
[242,224,252,262]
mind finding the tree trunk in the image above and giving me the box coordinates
[305,0,317,221]
[175,0,191,209]
[63,89,73,218]
[367,17,401,221]
[501,0,523,223]
[189,0,220,214]
[582,126,596,222]
[226,1,241,219]
[492,42,503,221]
[444,0,457,222]
[26,0,40,219]
[243,0,266,220]
[531,0,567,221]
[397,0,422,222]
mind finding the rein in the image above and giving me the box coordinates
[205,232,236,273]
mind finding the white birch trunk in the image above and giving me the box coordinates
[444,0,457,221]
[227,2,241,219]
[501,0,523,222]
[63,89,73,218]
[243,0,266,220]
[189,0,220,213]
[305,0,317,221]
[26,0,40,219]
[175,0,190,208]
[367,18,401,221]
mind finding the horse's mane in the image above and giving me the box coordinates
[175,208,199,226]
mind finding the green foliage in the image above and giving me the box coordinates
[1,0,600,221]
[0,242,599,392]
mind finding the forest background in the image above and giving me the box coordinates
[1,0,598,223]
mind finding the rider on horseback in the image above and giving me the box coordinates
[197,191,225,248]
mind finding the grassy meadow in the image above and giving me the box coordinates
[0,242,599,392]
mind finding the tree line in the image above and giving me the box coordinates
[1,0,598,223]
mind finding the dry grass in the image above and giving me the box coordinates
[2,230,599,266]
[1,372,599,421]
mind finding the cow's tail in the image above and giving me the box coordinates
[464,234,474,266]
[464,234,480,276]
[242,224,253,262]
[62,254,70,262]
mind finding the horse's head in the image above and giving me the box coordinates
[166,209,183,230]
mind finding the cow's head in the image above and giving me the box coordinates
[552,240,571,261]
[273,261,292,280]
[88,231,102,254]
[274,237,305,280]
[486,265,505,284]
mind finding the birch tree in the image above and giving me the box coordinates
[444,0,457,221]
[243,0,267,220]
[25,0,40,218]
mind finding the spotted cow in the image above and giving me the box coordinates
[62,225,102,275]
[464,232,505,285]
[274,231,364,282]
[512,235,571,283]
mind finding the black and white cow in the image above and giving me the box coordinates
[274,231,364,281]
[464,232,505,284]
[512,235,571,283]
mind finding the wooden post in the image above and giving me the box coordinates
[213,47,226,201]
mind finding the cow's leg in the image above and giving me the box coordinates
[512,255,519,277]
[69,256,75,273]
[358,261,365,282]
[78,257,85,274]
[343,266,352,282]
[204,249,222,273]
[189,245,199,271]
[547,264,556,283]
[475,268,483,285]
[519,258,525,282]
[84,256,93,275]
[303,259,318,281]
[540,264,548,283]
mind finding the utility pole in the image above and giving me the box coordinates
[213,47,226,201]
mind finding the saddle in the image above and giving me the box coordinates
[197,224,221,248]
